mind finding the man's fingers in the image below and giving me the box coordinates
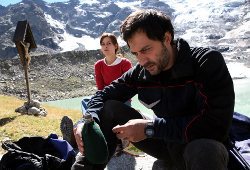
[75,135,84,154]
[116,132,128,140]
[112,124,125,133]
[74,123,85,155]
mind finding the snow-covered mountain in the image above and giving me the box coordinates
[0,0,249,61]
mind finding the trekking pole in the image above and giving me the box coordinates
[229,140,250,170]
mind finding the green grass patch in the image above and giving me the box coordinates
[0,95,82,154]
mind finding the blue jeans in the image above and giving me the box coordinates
[81,97,131,115]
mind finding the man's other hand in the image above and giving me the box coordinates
[112,119,151,142]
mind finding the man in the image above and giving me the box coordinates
[72,9,235,170]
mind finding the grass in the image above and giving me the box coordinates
[0,94,82,154]
[0,94,144,157]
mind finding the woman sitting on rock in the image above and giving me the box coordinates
[61,33,132,151]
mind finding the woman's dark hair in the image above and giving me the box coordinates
[100,33,119,54]
[120,9,174,44]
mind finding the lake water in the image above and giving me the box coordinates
[44,78,250,117]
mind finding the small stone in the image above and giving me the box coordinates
[30,99,41,108]
[28,107,40,115]
[40,110,47,116]
[15,105,28,114]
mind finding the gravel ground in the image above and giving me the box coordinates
[106,153,167,170]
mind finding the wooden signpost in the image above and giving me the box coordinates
[13,20,37,104]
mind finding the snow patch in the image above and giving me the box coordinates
[44,13,65,29]
[227,62,250,79]
[79,0,99,5]
[58,32,100,52]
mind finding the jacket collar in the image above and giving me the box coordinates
[171,38,194,79]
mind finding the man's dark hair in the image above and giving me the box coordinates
[120,9,174,44]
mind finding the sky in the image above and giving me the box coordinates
[0,0,68,6]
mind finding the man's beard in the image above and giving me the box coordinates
[158,45,169,72]
[146,45,169,75]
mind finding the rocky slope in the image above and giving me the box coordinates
[0,50,98,101]
[0,47,137,102]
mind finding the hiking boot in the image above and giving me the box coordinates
[60,116,77,148]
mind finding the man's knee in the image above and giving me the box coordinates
[184,139,228,157]
[101,100,123,120]
[184,139,228,170]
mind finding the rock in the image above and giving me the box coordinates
[105,153,168,170]
[39,110,47,116]
[15,105,28,114]
[29,99,41,108]
[15,100,47,116]
[28,107,40,115]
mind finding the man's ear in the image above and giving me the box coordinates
[163,32,172,46]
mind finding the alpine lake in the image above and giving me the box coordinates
[44,78,250,118]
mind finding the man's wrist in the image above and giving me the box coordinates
[144,120,155,138]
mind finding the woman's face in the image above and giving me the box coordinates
[100,37,117,56]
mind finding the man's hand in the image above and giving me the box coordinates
[112,119,151,142]
[73,122,85,154]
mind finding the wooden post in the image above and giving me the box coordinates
[13,20,36,104]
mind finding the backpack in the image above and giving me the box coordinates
[227,112,250,170]
[0,134,75,170]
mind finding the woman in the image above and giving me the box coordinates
[81,33,132,113]
[95,32,132,90]
[61,33,132,151]
[93,33,133,155]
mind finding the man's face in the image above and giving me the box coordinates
[128,31,173,75]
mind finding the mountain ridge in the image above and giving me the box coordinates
[1,0,248,60]
[0,0,174,59]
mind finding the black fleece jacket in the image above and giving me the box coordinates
[85,39,235,144]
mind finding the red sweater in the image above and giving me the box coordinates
[94,58,132,90]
